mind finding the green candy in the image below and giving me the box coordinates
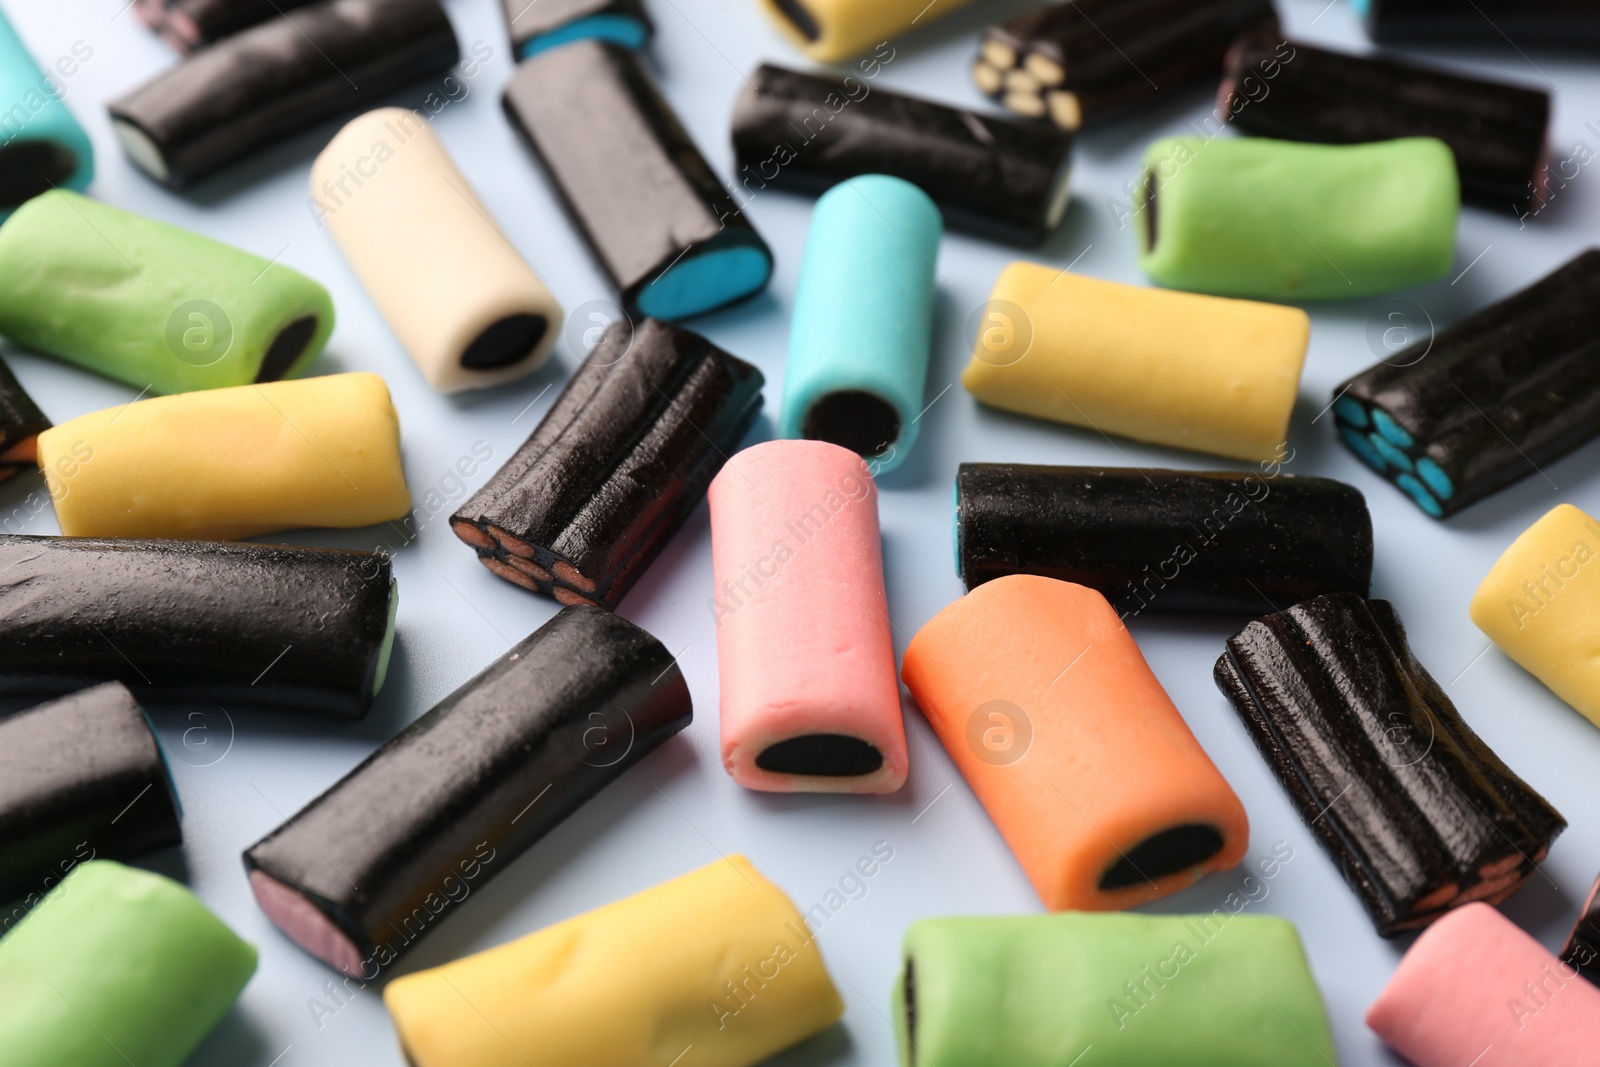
[0,190,334,394]
[1136,136,1458,300]
[894,912,1337,1066]
[0,860,257,1067]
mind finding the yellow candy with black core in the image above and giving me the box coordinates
[36,372,411,539]
[384,855,844,1067]
[1471,503,1600,728]
[757,0,973,63]
[962,263,1310,462]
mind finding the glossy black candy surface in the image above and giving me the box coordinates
[243,605,692,969]
[0,536,394,718]
[0,355,48,486]
[1215,593,1566,937]
[1361,0,1600,48]
[1563,871,1600,986]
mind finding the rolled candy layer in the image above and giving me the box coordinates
[1565,871,1600,986]
[37,372,411,540]
[1137,136,1459,300]
[1333,250,1600,518]
[501,0,651,58]
[313,109,562,393]
[896,913,1336,1067]
[0,860,257,1067]
[1222,35,1550,214]
[902,575,1249,911]
[731,64,1073,245]
[779,176,938,472]
[974,0,1276,132]
[0,684,181,904]
[708,440,906,794]
[245,606,691,976]
[955,464,1373,613]
[0,190,333,393]
[0,355,47,485]
[961,263,1309,462]
[1472,504,1600,727]
[385,855,844,1067]
[758,0,975,62]
[1356,0,1600,48]
[0,535,396,717]
[503,40,772,321]
[1215,593,1566,936]
[1368,903,1600,1066]
[0,10,93,216]
[108,0,459,189]
[137,0,321,51]
[452,319,763,609]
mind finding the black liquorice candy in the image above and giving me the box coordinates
[955,464,1373,614]
[1563,871,1600,986]
[501,0,652,61]
[731,64,1073,245]
[0,535,397,718]
[1222,35,1550,213]
[136,0,321,51]
[0,356,48,486]
[1215,593,1566,937]
[452,318,763,609]
[0,682,182,903]
[108,0,459,189]
[503,39,773,321]
[973,0,1276,131]
[1333,249,1600,519]
[243,605,692,976]
[1357,0,1600,49]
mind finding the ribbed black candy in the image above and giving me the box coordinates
[955,464,1372,614]
[452,319,763,609]
[0,683,182,903]
[1360,0,1600,49]
[731,64,1073,245]
[1215,593,1565,937]
[1332,250,1600,519]
[0,355,47,486]
[0,536,395,718]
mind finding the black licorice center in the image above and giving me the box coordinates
[256,316,319,382]
[802,391,900,460]
[772,0,821,40]
[1141,167,1159,253]
[1098,823,1225,890]
[757,734,884,777]
[0,141,77,208]
[461,313,548,370]
[903,957,917,1047]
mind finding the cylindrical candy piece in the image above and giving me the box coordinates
[452,319,763,608]
[384,855,844,1067]
[961,263,1309,462]
[1368,903,1600,1067]
[1137,136,1459,300]
[503,40,772,321]
[902,575,1249,911]
[108,0,459,189]
[779,176,939,472]
[757,0,976,63]
[0,684,181,903]
[244,606,692,976]
[896,912,1336,1067]
[0,355,48,485]
[36,372,411,540]
[1471,504,1600,728]
[1565,870,1600,986]
[731,64,1073,245]
[956,464,1373,613]
[708,440,906,794]
[0,536,397,717]
[1356,0,1600,48]
[1215,594,1566,936]
[502,0,651,58]
[312,109,562,393]
[138,0,321,51]
[0,10,93,216]
[0,190,333,393]
[0,860,257,1067]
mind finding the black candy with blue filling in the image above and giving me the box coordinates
[500,0,651,60]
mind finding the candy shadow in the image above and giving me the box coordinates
[761,1022,854,1067]
[181,1003,274,1066]
[442,345,570,414]
[132,843,191,887]
[1499,869,1577,944]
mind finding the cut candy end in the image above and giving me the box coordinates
[373,580,399,697]
[0,140,79,209]
[249,868,365,977]
[460,313,548,370]
[1396,473,1443,517]
[516,14,649,59]
[1340,425,1389,472]
[756,734,885,777]
[1098,823,1226,890]
[1415,457,1454,500]
[112,117,170,184]
[802,389,901,461]
[1369,432,1414,472]
[636,244,772,321]
[1372,408,1414,448]
[1333,395,1369,428]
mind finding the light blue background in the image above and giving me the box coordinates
[3,1,1599,1063]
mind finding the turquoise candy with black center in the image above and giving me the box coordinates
[0,9,92,217]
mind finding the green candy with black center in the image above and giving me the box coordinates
[0,190,333,394]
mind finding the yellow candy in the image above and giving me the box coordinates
[1471,503,1600,728]
[384,856,843,1067]
[37,372,411,539]
[962,264,1310,463]
[757,0,974,63]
